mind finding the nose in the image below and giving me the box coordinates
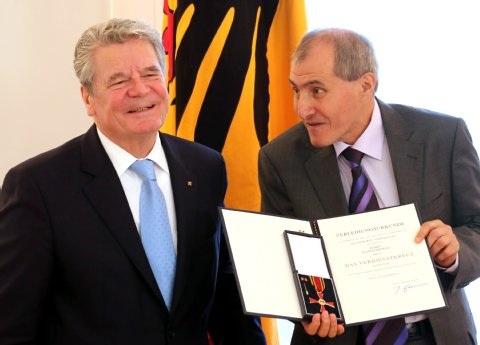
[127,77,149,97]
[295,92,314,120]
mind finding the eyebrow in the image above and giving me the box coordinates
[142,65,162,73]
[106,65,162,85]
[289,79,325,88]
[107,72,128,85]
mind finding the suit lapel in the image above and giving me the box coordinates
[304,145,348,218]
[379,101,424,205]
[160,134,197,313]
[80,126,163,303]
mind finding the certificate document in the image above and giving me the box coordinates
[220,204,446,323]
[317,204,446,324]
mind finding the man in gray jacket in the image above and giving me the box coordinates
[259,28,480,345]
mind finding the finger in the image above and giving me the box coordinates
[415,219,445,243]
[436,252,457,267]
[432,236,459,266]
[428,226,458,254]
[428,229,450,252]
[415,220,440,243]
[425,226,448,251]
[422,222,459,266]
[327,313,338,338]
[337,323,345,336]
[301,313,320,336]
[317,310,331,337]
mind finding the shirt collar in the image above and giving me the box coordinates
[97,128,170,177]
[333,100,384,160]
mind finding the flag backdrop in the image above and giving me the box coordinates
[162,1,306,343]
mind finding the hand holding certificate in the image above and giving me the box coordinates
[415,219,460,268]
[220,204,446,324]
[315,204,446,324]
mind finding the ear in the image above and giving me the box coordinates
[80,85,96,117]
[359,72,377,95]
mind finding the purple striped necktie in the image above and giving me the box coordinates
[342,147,408,345]
[342,147,379,213]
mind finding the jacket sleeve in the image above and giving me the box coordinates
[0,167,53,344]
[448,118,480,291]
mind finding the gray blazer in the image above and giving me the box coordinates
[259,100,480,345]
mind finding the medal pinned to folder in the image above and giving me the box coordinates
[285,231,341,320]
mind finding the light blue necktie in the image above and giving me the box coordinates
[130,159,176,310]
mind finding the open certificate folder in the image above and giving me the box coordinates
[220,204,446,325]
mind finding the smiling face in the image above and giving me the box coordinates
[289,40,375,148]
[81,38,168,156]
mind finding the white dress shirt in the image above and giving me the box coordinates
[333,100,439,323]
[333,101,399,210]
[97,129,178,251]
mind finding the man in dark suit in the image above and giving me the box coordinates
[259,28,480,345]
[0,19,265,345]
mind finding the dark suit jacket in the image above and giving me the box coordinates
[259,100,480,345]
[0,125,265,345]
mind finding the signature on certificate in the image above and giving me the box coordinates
[394,281,429,295]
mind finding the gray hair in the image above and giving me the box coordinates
[293,28,378,89]
[74,18,166,92]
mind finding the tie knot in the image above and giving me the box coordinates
[342,147,364,165]
[130,159,156,181]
